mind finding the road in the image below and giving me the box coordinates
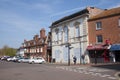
[0,61,119,80]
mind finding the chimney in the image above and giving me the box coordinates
[40,28,46,38]
[87,6,104,17]
[33,35,39,40]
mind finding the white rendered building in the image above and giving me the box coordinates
[50,7,103,64]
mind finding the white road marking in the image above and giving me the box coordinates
[108,77,116,79]
[101,74,111,77]
[56,66,116,80]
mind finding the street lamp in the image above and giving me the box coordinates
[78,36,82,64]
[65,42,73,66]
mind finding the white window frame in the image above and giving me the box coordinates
[40,48,43,52]
[55,28,59,42]
[37,48,39,53]
[59,27,62,40]
[75,26,80,37]
[96,35,103,43]
[96,22,102,30]
[64,26,68,43]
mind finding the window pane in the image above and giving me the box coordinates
[64,26,68,42]
[97,35,103,43]
[75,27,79,37]
[59,27,62,40]
[59,32,61,40]
[55,32,57,41]
[96,22,102,30]
[57,32,59,41]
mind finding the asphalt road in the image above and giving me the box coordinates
[0,61,119,80]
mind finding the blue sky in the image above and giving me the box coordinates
[0,0,120,48]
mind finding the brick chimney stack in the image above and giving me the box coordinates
[40,28,46,38]
[87,6,104,17]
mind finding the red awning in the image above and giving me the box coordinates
[87,44,108,50]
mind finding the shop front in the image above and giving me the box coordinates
[87,44,113,64]
[110,44,120,62]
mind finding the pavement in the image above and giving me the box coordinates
[48,62,120,80]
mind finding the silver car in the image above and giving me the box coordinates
[29,57,45,64]
[18,58,30,63]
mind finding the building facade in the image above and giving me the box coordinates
[46,32,52,62]
[16,47,24,57]
[88,7,120,63]
[50,7,103,64]
[23,28,49,60]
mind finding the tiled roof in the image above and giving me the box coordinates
[50,8,89,27]
[89,7,120,21]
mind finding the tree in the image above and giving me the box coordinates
[0,45,17,56]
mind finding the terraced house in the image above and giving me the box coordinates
[22,28,52,62]
[50,7,104,64]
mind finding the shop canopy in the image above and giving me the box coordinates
[110,44,120,51]
[87,44,108,50]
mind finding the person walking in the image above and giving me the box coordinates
[73,56,77,65]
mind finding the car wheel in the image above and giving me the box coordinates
[31,61,34,64]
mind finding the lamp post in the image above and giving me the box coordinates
[79,36,82,64]
[65,42,73,66]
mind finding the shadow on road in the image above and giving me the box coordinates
[91,63,120,71]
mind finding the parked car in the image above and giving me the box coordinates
[18,58,30,63]
[15,57,23,62]
[1,56,10,61]
[7,56,18,62]
[29,57,45,64]
[7,57,13,61]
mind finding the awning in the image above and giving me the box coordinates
[87,44,108,50]
[110,44,120,51]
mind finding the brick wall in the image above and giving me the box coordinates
[88,15,120,45]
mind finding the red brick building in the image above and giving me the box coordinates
[23,28,52,62]
[88,7,120,63]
